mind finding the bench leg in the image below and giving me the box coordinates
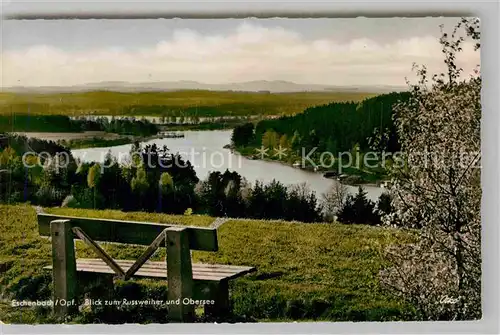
[166,227,194,322]
[50,219,78,317]
[204,281,230,320]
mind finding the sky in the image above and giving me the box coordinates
[0,17,480,88]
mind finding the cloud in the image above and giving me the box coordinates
[1,22,480,87]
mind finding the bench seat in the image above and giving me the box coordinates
[44,258,256,282]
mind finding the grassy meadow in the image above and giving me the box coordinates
[0,91,375,117]
[0,204,416,323]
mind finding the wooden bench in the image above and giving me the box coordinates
[37,213,255,322]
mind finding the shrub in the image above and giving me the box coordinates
[380,18,481,320]
[61,195,80,208]
[343,175,364,185]
[376,192,393,216]
[35,186,66,207]
[337,186,380,225]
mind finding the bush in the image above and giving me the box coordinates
[376,192,393,216]
[61,195,80,208]
[35,186,66,207]
[337,186,381,225]
[8,273,52,301]
[8,191,24,204]
[285,298,307,320]
[343,175,364,185]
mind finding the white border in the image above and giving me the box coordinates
[0,1,498,334]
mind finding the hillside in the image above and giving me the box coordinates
[0,90,375,117]
[2,80,407,94]
[0,204,415,323]
[232,92,410,184]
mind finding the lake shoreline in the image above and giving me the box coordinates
[230,146,384,189]
[13,130,384,192]
[69,130,384,201]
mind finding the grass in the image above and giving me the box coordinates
[43,207,214,227]
[0,204,415,324]
[196,219,414,321]
[0,91,375,117]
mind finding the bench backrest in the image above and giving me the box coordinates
[38,213,218,251]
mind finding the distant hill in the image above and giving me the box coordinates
[2,80,406,94]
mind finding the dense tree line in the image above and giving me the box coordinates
[1,134,391,224]
[0,134,77,206]
[232,92,410,157]
[322,182,393,226]
[0,135,322,221]
[0,114,159,136]
[68,143,198,213]
[197,170,322,222]
[121,105,228,117]
[71,116,159,136]
[0,115,81,133]
[119,103,284,117]
[4,134,72,157]
[336,187,382,225]
[231,122,255,147]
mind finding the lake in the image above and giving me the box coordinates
[71,130,384,201]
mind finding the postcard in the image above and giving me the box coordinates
[0,16,481,324]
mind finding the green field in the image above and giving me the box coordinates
[0,205,415,323]
[0,91,375,117]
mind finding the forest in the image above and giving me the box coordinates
[234,92,409,154]
[0,134,387,225]
[231,92,410,182]
[0,114,159,136]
